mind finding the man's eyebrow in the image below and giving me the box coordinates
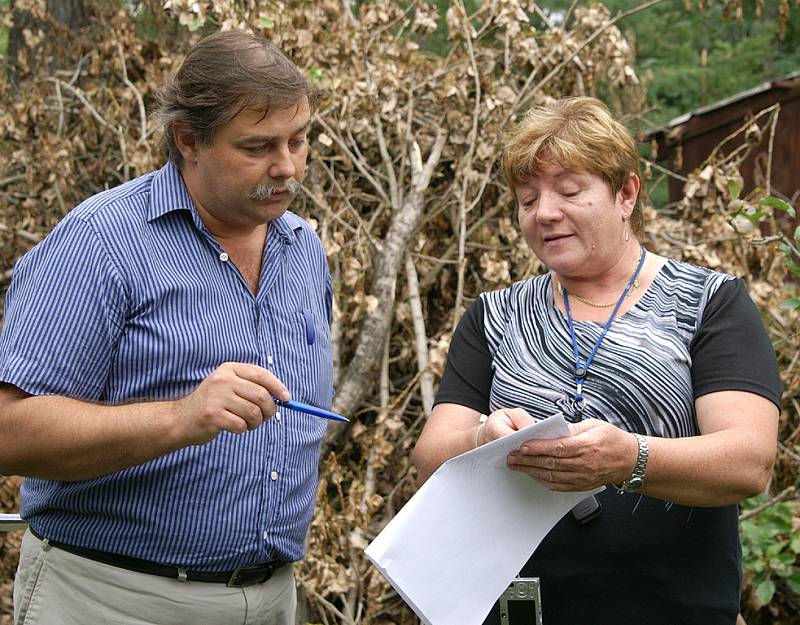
[238,122,311,144]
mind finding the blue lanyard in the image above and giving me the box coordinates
[562,246,647,419]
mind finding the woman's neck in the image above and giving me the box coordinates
[554,242,643,302]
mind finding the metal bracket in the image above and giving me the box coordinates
[0,513,28,532]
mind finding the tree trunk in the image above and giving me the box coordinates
[47,0,90,30]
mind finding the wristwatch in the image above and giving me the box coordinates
[619,433,649,493]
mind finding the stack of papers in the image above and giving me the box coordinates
[365,413,602,625]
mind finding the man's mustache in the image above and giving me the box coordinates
[250,179,303,201]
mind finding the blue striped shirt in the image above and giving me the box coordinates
[0,161,334,571]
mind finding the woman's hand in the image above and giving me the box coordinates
[506,417,638,491]
[478,408,537,446]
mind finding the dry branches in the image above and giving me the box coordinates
[2,2,797,624]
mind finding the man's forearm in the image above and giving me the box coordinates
[0,390,184,481]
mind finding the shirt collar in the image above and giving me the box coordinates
[147,161,195,222]
[147,161,302,244]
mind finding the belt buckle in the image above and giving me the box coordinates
[226,562,275,587]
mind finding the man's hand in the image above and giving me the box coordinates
[506,418,638,491]
[173,362,291,446]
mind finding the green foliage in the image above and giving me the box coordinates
[307,63,324,84]
[726,190,800,311]
[595,0,800,127]
[759,196,796,218]
[0,0,9,56]
[419,0,480,57]
[740,494,800,608]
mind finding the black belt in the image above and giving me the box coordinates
[30,527,288,587]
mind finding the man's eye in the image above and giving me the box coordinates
[290,137,307,150]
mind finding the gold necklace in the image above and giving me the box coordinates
[556,250,643,309]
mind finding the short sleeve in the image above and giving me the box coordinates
[0,216,128,400]
[434,297,493,414]
[690,278,782,408]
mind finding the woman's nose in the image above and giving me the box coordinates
[535,191,563,222]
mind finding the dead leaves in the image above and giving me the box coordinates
[3,2,797,624]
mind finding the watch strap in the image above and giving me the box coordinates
[620,433,649,493]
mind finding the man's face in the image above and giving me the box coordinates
[186,97,311,233]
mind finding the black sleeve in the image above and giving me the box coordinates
[690,278,782,409]
[434,297,494,414]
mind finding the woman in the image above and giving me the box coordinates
[412,97,782,625]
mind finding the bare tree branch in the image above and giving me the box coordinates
[314,114,390,205]
[323,130,447,453]
[739,487,797,522]
[374,113,399,210]
[453,1,482,330]
[48,77,129,179]
[116,42,147,146]
[405,253,434,416]
[517,0,669,112]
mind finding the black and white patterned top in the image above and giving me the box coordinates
[436,258,782,625]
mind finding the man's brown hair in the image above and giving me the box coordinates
[156,31,316,167]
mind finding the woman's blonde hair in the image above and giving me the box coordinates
[501,97,643,237]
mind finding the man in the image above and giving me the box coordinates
[0,31,333,625]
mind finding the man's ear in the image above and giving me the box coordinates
[173,123,202,165]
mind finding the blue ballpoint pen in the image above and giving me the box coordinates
[275,399,349,422]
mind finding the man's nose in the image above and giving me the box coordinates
[268,145,296,180]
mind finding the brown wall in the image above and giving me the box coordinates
[655,76,800,213]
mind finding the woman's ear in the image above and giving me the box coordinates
[618,172,641,217]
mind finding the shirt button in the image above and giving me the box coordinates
[270,470,278,481]
[267,355,274,365]
[275,412,281,422]
[262,530,269,541]
[219,252,229,262]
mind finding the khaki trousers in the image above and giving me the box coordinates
[13,530,296,625]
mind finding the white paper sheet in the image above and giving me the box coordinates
[365,413,603,625]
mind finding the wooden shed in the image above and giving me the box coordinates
[645,70,800,209]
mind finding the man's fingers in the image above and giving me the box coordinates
[234,378,277,418]
[224,395,266,430]
[229,362,290,401]
[216,409,250,434]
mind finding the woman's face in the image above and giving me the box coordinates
[515,161,639,279]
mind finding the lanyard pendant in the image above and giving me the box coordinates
[574,377,586,417]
